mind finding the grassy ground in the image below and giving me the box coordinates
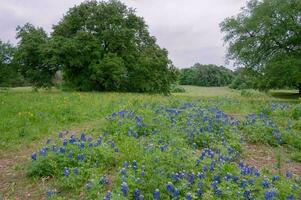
[0,86,301,199]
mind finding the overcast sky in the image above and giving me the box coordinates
[0,0,246,68]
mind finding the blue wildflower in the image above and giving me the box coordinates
[186,192,192,200]
[103,191,112,200]
[80,132,86,141]
[86,181,93,190]
[73,168,78,176]
[121,182,128,197]
[262,180,270,189]
[31,153,37,161]
[286,171,293,178]
[133,188,140,200]
[264,190,276,200]
[154,189,160,200]
[64,167,69,177]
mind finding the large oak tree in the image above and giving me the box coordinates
[220,0,301,94]
[51,0,177,93]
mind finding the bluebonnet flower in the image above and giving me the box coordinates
[138,195,144,200]
[136,178,141,184]
[166,182,175,195]
[272,176,279,183]
[244,190,251,199]
[233,176,239,183]
[103,191,112,200]
[197,172,204,179]
[215,189,222,196]
[76,154,84,161]
[68,151,73,159]
[64,167,69,177]
[196,188,203,196]
[136,116,143,128]
[59,147,65,153]
[133,188,140,200]
[79,143,85,149]
[46,190,56,198]
[286,171,293,178]
[154,189,160,200]
[187,173,195,184]
[123,161,129,168]
[262,180,270,189]
[286,195,294,200]
[63,139,67,146]
[211,181,218,190]
[121,182,129,197]
[264,190,276,200]
[73,168,78,176]
[213,175,221,183]
[132,160,137,171]
[80,132,86,141]
[99,176,110,185]
[186,192,192,200]
[69,135,76,144]
[224,173,231,181]
[173,188,179,198]
[31,153,37,161]
[86,181,93,190]
[120,168,127,176]
[40,148,46,156]
[240,179,247,188]
[140,171,145,177]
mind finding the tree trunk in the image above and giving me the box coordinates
[299,85,301,97]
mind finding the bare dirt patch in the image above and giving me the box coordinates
[242,143,301,176]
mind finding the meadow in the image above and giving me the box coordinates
[0,86,301,199]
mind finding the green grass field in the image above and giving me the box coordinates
[1,86,301,199]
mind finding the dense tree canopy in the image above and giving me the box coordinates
[51,0,177,93]
[220,0,301,93]
[179,64,234,87]
[0,40,26,87]
[14,23,57,88]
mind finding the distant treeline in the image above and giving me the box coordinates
[179,64,234,87]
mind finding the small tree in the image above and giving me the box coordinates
[0,40,26,87]
[14,23,57,88]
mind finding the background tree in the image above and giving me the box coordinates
[0,40,25,87]
[220,0,301,94]
[51,0,177,93]
[179,64,234,87]
[14,23,57,88]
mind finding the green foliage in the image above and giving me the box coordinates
[50,0,177,93]
[14,23,58,88]
[230,68,255,90]
[221,0,301,92]
[179,64,234,87]
[0,40,26,87]
[170,84,185,93]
